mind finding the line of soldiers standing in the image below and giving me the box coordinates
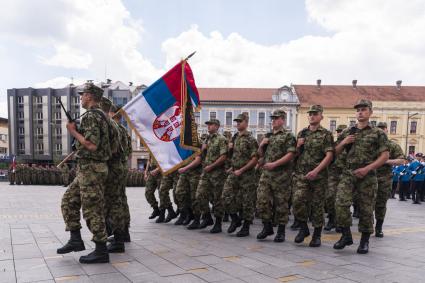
[9,163,75,186]
[392,153,425,203]
[126,168,145,187]
[145,99,404,255]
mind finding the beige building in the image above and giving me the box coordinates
[0,118,8,156]
[293,81,425,155]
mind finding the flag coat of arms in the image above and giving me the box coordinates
[121,60,201,174]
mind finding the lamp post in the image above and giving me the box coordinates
[405,112,419,156]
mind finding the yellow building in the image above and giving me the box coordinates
[0,118,8,156]
[293,81,425,155]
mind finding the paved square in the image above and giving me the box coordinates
[1,183,424,282]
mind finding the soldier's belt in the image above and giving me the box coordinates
[77,159,107,165]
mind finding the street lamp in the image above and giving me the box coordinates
[405,112,419,155]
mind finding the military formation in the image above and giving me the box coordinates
[145,99,409,255]
[9,163,75,186]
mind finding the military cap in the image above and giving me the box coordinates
[270,109,286,118]
[336,124,347,132]
[415,152,423,158]
[99,96,112,112]
[354,99,372,109]
[109,104,118,113]
[78,83,104,99]
[205,118,220,126]
[233,113,249,122]
[377,122,387,128]
[307,104,324,113]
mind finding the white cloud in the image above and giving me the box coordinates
[34,77,86,89]
[39,45,92,69]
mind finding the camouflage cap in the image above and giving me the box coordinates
[377,122,387,128]
[205,118,220,126]
[354,99,372,109]
[233,113,249,122]
[99,96,112,112]
[336,124,347,132]
[270,109,286,118]
[307,104,323,113]
[78,83,104,99]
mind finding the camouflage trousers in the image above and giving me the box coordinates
[222,169,257,222]
[326,172,341,217]
[8,172,15,185]
[61,161,108,243]
[194,169,226,218]
[336,169,378,233]
[104,161,126,233]
[145,173,161,208]
[158,172,179,210]
[120,165,131,226]
[256,171,292,225]
[293,173,327,228]
[375,175,392,221]
[175,170,200,210]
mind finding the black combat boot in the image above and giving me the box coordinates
[357,233,370,254]
[274,224,285,243]
[155,209,166,223]
[223,212,229,222]
[199,213,214,229]
[375,219,384,238]
[290,219,300,230]
[57,230,86,254]
[294,222,310,243]
[210,217,222,234]
[174,208,187,225]
[256,222,274,240]
[183,209,194,226]
[164,206,178,223]
[187,215,201,230]
[122,225,131,242]
[309,227,322,247]
[227,214,242,234]
[333,227,353,250]
[149,207,160,219]
[107,230,125,253]
[79,241,109,264]
[236,221,250,237]
[324,215,335,231]
[175,208,180,217]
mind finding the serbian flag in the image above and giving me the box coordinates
[121,59,201,175]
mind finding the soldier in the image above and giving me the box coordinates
[222,131,233,223]
[324,124,347,232]
[156,171,179,223]
[188,118,227,233]
[58,82,111,264]
[61,163,70,187]
[8,161,16,185]
[31,164,37,185]
[222,113,258,237]
[15,164,22,185]
[292,105,334,247]
[256,109,296,242]
[334,99,389,254]
[374,122,405,237]
[144,155,162,219]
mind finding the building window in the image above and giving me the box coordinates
[371,120,377,127]
[225,112,232,126]
[55,143,62,151]
[35,96,43,104]
[0,147,6,154]
[258,112,265,128]
[330,120,337,133]
[18,127,25,135]
[0,134,7,141]
[18,143,25,154]
[73,96,79,104]
[35,112,43,120]
[36,128,43,135]
[410,121,417,134]
[409,146,415,155]
[209,111,217,120]
[194,112,200,126]
[55,127,62,137]
[349,120,356,127]
[73,112,79,120]
[36,143,44,154]
[18,112,24,120]
[54,112,62,120]
[390,121,397,134]
[17,96,24,104]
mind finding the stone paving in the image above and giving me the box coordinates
[1,183,425,282]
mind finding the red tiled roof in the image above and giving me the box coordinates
[293,85,425,108]
[198,88,276,102]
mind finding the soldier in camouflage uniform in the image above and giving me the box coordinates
[31,164,37,185]
[293,105,334,247]
[222,113,258,237]
[375,122,405,238]
[61,164,70,187]
[188,118,227,233]
[8,161,16,185]
[58,82,111,264]
[144,155,162,219]
[334,99,389,254]
[324,124,347,232]
[256,109,296,242]
[156,171,179,223]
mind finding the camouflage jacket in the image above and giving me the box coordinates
[203,133,228,168]
[231,131,258,170]
[263,127,296,173]
[377,140,404,177]
[118,124,132,162]
[295,126,334,177]
[337,124,389,170]
[75,106,111,162]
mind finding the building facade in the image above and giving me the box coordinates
[0,118,8,156]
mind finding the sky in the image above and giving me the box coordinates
[1,0,425,118]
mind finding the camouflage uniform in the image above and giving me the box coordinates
[117,123,132,227]
[293,125,334,228]
[194,131,228,219]
[222,130,258,222]
[175,162,202,213]
[158,171,179,210]
[145,157,161,209]
[15,164,22,185]
[61,105,111,243]
[256,127,296,225]
[61,165,70,186]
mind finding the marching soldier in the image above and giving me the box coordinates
[61,164,70,187]
[144,155,162,219]
[334,99,389,254]
[156,171,179,223]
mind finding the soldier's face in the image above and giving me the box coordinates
[271,116,284,129]
[236,120,248,131]
[308,112,323,125]
[207,123,219,133]
[356,107,372,122]
[80,93,89,109]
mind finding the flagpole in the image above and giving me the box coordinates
[184,51,196,61]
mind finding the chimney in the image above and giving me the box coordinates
[352,79,357,88]
[396,80,402,90]
[106,79,112,84]
[129,82,133,86]
[316,79,321,89]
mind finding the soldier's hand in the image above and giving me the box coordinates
[178,167,187,174]
[204,165,213,173]
[262,162,275,171]
[151,169,159,176]
[260,138,269,147]
[201,144,207,151]
[144,174,148,181]
[353,167,369,178]
[66,122,76,132]
[297,138,305,148]
[226,167,233,174]
[343,135,355,145]
[305,170,318,180]
[234,169,243,176]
